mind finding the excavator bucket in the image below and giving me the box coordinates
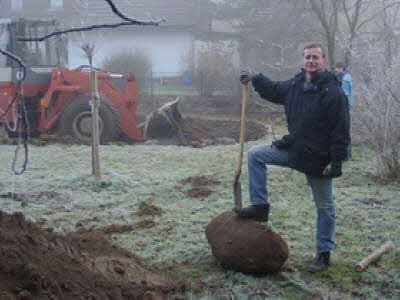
[143,97,184,140]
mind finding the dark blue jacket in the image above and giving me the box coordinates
[252,70,350,177]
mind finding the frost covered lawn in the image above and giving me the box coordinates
[0,138,399,299]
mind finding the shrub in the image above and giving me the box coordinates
[102,49,152,91]
[352,43,400,180]
[182,43,238,97]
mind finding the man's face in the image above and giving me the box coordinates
[302,47,326,73]
[334,67,344,73]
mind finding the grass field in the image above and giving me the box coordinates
[0,133,399,299]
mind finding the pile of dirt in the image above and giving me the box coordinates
[178,117,268,147]
[206,211,289,274]
[136,202,163,217]
[179,175,221,187]
[0,211,184,299]
[176,175,221,198]
[0,116,268,148]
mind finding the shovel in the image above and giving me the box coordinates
[233,83,250,211]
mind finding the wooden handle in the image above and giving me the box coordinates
[240,83,250,145]
[235,83,250,176]
[356,241,395,272]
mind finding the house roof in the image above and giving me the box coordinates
[0,0,213,30]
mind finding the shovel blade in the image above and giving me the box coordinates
[233,179,242,211]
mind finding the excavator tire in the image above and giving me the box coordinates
[58,95,121,144]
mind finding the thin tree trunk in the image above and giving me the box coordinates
[90,56,101,180]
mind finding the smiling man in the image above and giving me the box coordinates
[237,43,350,273]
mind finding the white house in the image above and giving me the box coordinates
[0,0,231,78]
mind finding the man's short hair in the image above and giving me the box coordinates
[335,61,346,70]
[303,43,326,58]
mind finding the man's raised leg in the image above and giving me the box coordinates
[236,144,289,222]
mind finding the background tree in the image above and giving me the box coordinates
[308,0,400,67]
[308,0,341,65]
[216,0,316,79]
[102,50,152,91]
[350,3,400,179]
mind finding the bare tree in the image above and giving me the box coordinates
[182,41,237,97]
[308,0,400,66]
[352,10,400,179]
[216,1,316,78]
[308,0,341,65]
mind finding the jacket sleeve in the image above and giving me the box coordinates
[327,88,350,162]
[251,73,291,105]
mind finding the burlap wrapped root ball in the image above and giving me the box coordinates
[205,211,289,274]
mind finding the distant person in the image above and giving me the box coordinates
[237,43,350,273]
[181,70,192,85]
[334,62,353,159]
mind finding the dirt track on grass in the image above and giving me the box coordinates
[178,117,268,147]
[175,175,222,198]
[0,116,268,147]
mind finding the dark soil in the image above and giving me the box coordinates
[134,220,156,229]
[176,175,221,198]
[179,175,221,187]
[178,117,267,147]
[80,223,135,234]
[0,116,268,148]
[136,202,163,217]
[355,197,388,206]
[206,211,289,274]
[0,132,81,146]
[186,187,215,198]
[0,191,71,207]
[0,211,184,299]
[76,221,156,234]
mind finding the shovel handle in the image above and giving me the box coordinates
[235,83,250,176]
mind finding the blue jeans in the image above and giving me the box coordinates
[347,112,352,159]
[248,144,336,253]
[347,143,352,159]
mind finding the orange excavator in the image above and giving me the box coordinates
[0,19,180,143]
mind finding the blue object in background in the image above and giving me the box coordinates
[181,71,192,85]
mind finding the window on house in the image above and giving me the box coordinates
[50,0,63,9]
[11,0,23,10]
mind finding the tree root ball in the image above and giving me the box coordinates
[205,211,289,274]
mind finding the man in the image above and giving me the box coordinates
[237,43,350,273]
[334,61,353,159]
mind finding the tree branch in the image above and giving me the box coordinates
[388,86,400,104]
[309,0,329,31]
[356,2,400,31]
[17,0,164,42]
[18,21,159,42]
[0,49,26,77]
